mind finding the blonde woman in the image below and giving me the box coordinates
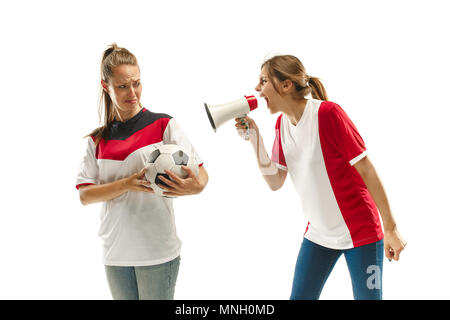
[235,55,406,300]
[76,44,208,300]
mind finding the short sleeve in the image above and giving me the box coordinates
[163,118,203,167]
[271,114,287,171]
[75,137,99,189]
[319,102,367,166]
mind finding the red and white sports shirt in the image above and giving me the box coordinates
[271,99,383,249]
[76,108,203,266]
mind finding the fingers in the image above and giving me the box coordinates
[393,242,406,261]
[235,118,249,130]
[133,167,198,196]
[385,244,406,262]
[234,115,252,122]
[235,119,249,141]
[142,186,154,193]
[388,247,401,261]
[234,117,258,139]
[158,168,200,196]
[393,249,400,261]
[180,165,197,178]
[139,178,151,187]
[164,169,184,184]
[157,180,181,196]
[136,167,148,179]
[135,184,154,193]
[385,246,393,262]
[158,175,177,188]
[235,117,251,134]
[137,178,154,192]
[132,168,154,193]
[157,175,180,195]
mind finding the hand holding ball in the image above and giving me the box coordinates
[144,144,199,197]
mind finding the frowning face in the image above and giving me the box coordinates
[103,64,142,115]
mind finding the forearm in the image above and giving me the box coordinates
[79,179,128,205]
[248,128,285,190]
[196,166,209,194]
[247,128,278,174]
[355,157,406,260]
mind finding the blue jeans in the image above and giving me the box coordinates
[290,238,383,300]
[105,256,180,300]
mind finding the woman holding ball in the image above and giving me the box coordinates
[76,44,208,300]
[235,55,406,300]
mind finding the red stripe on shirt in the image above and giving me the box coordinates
[271,114,287,167]
[96,118,171,161]
[318,101,383,247]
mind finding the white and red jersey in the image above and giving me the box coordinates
[271,99,383,249]
[76,108,203,266]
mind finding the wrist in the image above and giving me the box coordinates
[383,223,397,234]
[118,177,130,192]
[193,180,205,195]
[249,128,261,146]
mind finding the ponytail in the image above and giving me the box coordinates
[308,76,328,101]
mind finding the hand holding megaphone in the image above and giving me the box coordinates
[204,95,258,139]
[234,115,258,141]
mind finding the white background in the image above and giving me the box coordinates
[0,0,449,300]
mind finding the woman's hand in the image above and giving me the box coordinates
[384,227,407,261]
[234,115,286,189]
[123,167,154,193]
[157,166,208,197]
[234,116,259,140]
[79,167,153,205]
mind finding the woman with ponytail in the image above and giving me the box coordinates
[235,55,406,300]
[76,44,208,300]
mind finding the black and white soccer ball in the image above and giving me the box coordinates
[144,144,199,197]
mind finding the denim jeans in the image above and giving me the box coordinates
[105,256,180,300]
[290,238,383,300]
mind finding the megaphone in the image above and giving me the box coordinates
[204,95,258,133]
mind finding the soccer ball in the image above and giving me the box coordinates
[144,144,199,197]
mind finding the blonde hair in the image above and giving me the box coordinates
[87,43,139,145]
[262,55,328,101]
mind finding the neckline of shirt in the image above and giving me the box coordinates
[286,99,311,129]
[112,107,146,128]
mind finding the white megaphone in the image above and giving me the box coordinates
[204,95,258,138]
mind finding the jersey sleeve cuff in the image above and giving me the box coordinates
[274,162,288,171]
[349,150,368,166]
[76,183,95,190]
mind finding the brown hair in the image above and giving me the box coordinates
[262,55,328,101]
[86,43,139,145]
